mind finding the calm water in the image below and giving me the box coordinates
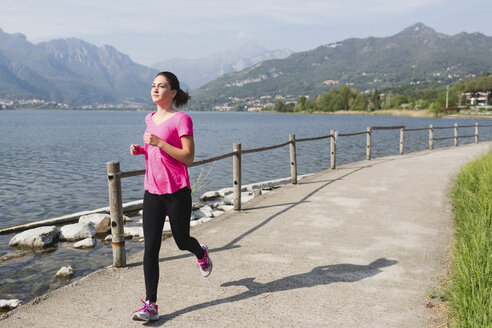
[1,110,491,305]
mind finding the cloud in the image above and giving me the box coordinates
[234,31,255,41]
[0,0,489,64]
[0,0,446,41]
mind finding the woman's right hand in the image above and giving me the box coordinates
[130,144,145,155]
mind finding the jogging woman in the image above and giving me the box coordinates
[130,71,212,322]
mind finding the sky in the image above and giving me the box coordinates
[1,0,491,67]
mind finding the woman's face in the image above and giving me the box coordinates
[151,75,177,106]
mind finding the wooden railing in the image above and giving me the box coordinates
[106,122,492,267]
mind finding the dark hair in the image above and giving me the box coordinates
[155,71,191,108]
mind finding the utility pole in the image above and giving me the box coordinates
[446,85,449,108]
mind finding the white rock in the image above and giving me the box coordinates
[193,209,208,219]
[123,215,133,223]
[122,199,143,212]
[190,212,197,221]
[224,192,255,205]
[163,221,171,232]
[56,266,74,279]
[136,218,143,225]
[79,213,111,233]
[9,226,59,249]
[245,177,291,191]
[223,195,234,205]
[59,222,96,241]
[217,205,234,212]
[253,189,262,197]
[124,226,144,238]
[201,205,214,216]
[207,201,224,209]
[73,238,96,249]
[217,187,233,197]
[0,299,22,310]
[104,235,112,242]
[199,191,219,201]
[193,205,214,219]
[192,202,206,210]
[242,192,255,203]
[212,210,224,217]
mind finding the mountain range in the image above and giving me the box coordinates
[152,42,292,90]
[188,23,492,110]
[1,23,492,108]
[0,28,158,106]
[0,28,291,107]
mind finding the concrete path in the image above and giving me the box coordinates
[2,142,491,328]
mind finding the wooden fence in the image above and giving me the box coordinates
[107,121,492,267]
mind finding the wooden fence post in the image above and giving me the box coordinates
[107,161,126,268]
[330,129,336,169]
[475,122,479,144]
[233,143,242,211]
[289,134,297,184]
[454,123,458,146]
[429,124,434,150]
[366,127,372,160]
[400,128,405,155]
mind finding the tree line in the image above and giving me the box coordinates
[266,74,492,114]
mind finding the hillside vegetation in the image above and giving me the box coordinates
[265,74,492,115]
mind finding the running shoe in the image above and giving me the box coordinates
[131,299,159,321]
[198,244,213,277]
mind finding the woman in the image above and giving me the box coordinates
[130,71,212,322]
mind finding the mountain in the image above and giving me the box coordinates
[188,23,492,110]
[152,42,293,90]
[0,28,158,107]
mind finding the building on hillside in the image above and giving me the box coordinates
[464,91,491,106]
[323,80,340,85]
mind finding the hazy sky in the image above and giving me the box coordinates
[1,0,491,67]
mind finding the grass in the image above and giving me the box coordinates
[448,150,492,327]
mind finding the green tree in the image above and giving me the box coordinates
[338,85,352,110]
[328,93,346,111]
[370,89,381,110]
[350,93,368,111]
[275,100,287,112]
[392,94,409,108]
[295,95,307,112]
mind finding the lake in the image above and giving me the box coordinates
[1,109,491,306]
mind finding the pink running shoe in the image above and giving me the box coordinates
[132,299,159,322]
[198,244,213,277]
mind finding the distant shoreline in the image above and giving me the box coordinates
[262,108,492,120]
[3,107,492,120]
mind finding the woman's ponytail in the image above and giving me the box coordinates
[173,88,191,108]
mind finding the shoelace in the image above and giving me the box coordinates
[133,299,154,314]
[198,254,210,270]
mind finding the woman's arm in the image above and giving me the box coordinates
[144,132,195,166]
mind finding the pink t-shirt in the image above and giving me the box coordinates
[143,111,193,195]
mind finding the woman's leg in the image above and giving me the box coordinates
[142,191,167,303]
[165,188,205,259]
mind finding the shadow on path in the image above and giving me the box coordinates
[127,163,376,269]
[146,258,397,326]
[127,164,369,269]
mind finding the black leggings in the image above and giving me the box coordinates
[143,187,205,303]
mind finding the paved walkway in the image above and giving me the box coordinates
[1,142,491,328]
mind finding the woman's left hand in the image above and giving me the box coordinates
[144,132,161,147]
